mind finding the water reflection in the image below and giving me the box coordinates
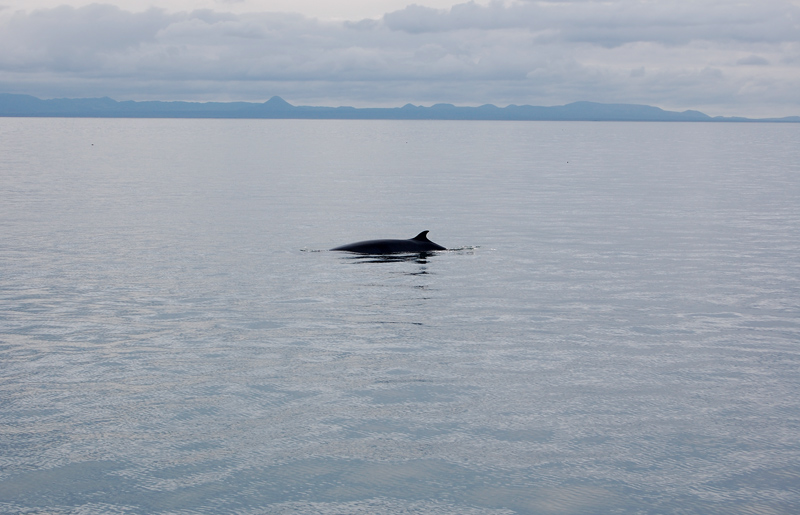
[338,251,439,264]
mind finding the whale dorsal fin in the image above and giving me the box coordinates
[412,230,430,241]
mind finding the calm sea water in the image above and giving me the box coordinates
[1,118,799,514]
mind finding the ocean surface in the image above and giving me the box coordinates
[1,118,798,514]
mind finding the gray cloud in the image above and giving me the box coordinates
[2,5,175,63]
[383,0,800,46]
[737,54,770,66]
[0,1,798,117]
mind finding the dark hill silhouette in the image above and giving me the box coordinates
[0,93,797,122]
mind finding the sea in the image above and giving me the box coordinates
[1,117,799,514]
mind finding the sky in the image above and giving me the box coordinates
[1,0,799,117]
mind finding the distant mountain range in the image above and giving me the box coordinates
[1,93,798,122]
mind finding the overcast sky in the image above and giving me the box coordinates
[1,0,798,117]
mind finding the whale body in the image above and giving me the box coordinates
[331,230,446,254]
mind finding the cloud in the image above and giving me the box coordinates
[737,54,770,66]
[383,0,800,47]
[0,1,798,117]
[2,5,169,61]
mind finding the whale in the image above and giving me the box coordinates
[331,230,446,254]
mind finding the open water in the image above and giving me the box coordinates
[1,118,799,514]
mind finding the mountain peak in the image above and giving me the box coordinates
[264,96,293,108]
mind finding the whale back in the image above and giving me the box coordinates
[331,230,446,254]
